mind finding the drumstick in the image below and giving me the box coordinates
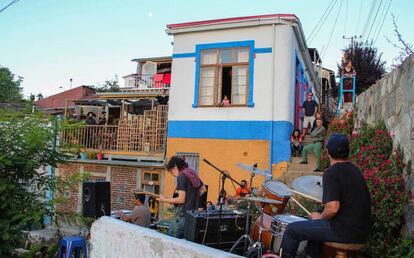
[288,188,322,203]
[290,196,311,216]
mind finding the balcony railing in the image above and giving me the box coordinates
[61,105,168,156]
[134,74,170,89]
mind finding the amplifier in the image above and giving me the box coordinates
[184,210,250,255]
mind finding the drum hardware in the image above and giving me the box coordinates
[237,163,272,178]
[203,159,244,248]
[240,196,283,205]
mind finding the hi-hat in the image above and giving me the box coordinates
[237,163,271,177]
[292,176,323,202]
[241,195,283,204]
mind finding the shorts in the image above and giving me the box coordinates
[303,115,315,128]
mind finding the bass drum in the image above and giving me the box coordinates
[251,213,273,251]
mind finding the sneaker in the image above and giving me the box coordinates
[299,161,308,164]
[313,168,322,172]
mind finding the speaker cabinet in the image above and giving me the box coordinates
[82,181,110,218]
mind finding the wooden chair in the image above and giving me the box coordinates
[322,242,364,258]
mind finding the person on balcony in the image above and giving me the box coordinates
[98,111,107,125]
[221,95,230,107]
[156,89,169,105]
[85,112,97,125]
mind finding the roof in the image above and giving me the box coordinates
[167,13,298,30]
[35,85,96,110]
[131,56,172,63]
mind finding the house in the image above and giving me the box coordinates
[164,14,321,202]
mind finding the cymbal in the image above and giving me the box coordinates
[292,176,323,202]
[241,195,283,204]
[237,163,271,177]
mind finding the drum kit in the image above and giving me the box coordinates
[229,163,323,257]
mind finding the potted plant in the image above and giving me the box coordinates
[97,147,104,160]
[86,150,98,160]
[80,147,87,160]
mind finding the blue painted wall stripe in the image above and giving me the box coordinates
[167,120,293,164]
[254,47,272,53]
[172,53,196,58]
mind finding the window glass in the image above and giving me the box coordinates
[219,49,233,64]
[231,66,248,105]
[199,67,215,105]
[235,48,249,63]
[201,50,217,65]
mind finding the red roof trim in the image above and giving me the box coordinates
[167,14,298,29]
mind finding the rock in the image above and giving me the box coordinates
[28,228,58,245]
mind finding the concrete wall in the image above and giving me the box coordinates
[90,216,243,258]
[356,54,414,231]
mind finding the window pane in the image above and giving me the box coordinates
[231,66,248,105]
[151,174,159,181]
[235,48,249,63]
[199,67,215,105]
[201,50,217,65]
[144,173,151,181]
[219,49,233,64]
[217,68,222,104]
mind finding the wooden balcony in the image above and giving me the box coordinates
[61,105,168,157]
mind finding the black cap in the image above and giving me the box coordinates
[326,133,350,158]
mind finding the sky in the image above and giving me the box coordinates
[0,0,413,98]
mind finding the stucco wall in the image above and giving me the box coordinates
[356,54,414,231]
[90,216,243,258]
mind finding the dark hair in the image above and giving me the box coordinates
[148,196,156,208]
[134,193,146,204]
[326,133,350,159]
[291,129,301,137]
[166,156,188,171]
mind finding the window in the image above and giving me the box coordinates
[177,152,199,174]
[198,47,249,107]
[141,170,161,194]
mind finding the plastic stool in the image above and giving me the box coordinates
[58,236,88,258]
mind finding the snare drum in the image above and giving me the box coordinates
[271,214,308,254]
[258,180,292,215]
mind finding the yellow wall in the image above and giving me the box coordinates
[165,138,270,204]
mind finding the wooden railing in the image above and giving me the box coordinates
[61,106,168,156]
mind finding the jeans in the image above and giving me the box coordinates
[291,143,304,155]
[280,220,342,258]
[168,216,186,239]
[302,142,322,168]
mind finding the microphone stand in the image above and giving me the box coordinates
[203,159,242,248]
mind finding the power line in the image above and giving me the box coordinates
[343,0,349,36]
[308,0,339,45]
[0,0,20,14]
[355,0,363,35]
[374,0,393,45]
[361,0,378,37]
[366,0,384,41]
[322,0,344,61]
[307,0,336,42]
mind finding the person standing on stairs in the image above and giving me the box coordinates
[300,119,326,172]
[302,92,318,137]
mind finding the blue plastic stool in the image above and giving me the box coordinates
[58,236,88,258]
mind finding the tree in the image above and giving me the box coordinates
[336,41,386,96]
[0,112,64,255]
[385,14,414,68]
[94,75,120,92]
[0,66,23,102]
[36,93,44,100]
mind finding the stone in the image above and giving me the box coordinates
[28,228,58,245]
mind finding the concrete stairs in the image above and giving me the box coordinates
[275,135,323,187]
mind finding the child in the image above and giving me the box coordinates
[221,95,230,107]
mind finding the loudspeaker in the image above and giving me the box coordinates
[184,210,249,255]
[82,181,110,218]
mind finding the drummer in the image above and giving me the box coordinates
[280,134,372,258]
[235,180,250,199]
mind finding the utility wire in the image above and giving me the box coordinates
[374,0,393,45]
[308,0,339,45]
[343,0,349,36]
[361,0,378,37]
[0,0,20,14]
[322,0,344,61]
[307,0,335,41]
[355,0,363,35]
[366,0,384,41]
[371,0,389,43]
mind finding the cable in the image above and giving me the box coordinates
[201,209,210,244]
[0,0,20,14]
[343,0,349,36]
[308,0,339,45]
[373,0,393,45]
[366,0,384,41]
[306,0,335,41]
[361,0,378,37]
[322,0,344,61]
[355,0,363,35]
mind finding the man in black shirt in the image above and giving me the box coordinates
[302,92,318,137]
[280,134,372,258]
[157,156,200,238]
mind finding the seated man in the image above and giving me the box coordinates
[280,134,372,258]
[116,193,151,228]
[300,118,326,172]
[235,180,250,199]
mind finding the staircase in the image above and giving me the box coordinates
[275,136,323,187]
